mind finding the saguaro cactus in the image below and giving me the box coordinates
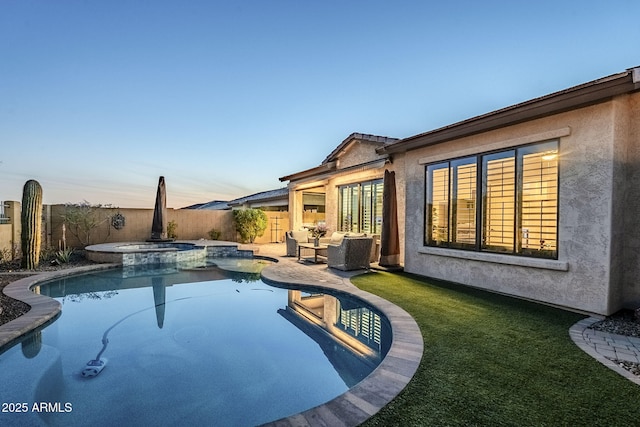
[21,179,43,269]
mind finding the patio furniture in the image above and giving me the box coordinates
[320,231,347,245]
[368,234,381,262]
[285,230,310,257]
[327,236,373,271]
[297,242,329,263]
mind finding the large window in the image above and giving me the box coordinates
[425,141,558,259]
[338,179,383,234]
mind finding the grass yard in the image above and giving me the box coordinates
[353,271,640,426]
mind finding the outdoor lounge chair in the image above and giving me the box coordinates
[327,236,373,271]
[285,230,310,257]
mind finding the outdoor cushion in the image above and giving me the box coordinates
[328,231,347,244]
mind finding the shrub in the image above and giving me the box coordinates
[167,220,178,239]
[0,247,11,264]
[232,209,268,243]
[55,248,74,264]
[60,201,115,247]
[207,228,221,240]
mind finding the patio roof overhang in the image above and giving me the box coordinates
[378,66,640,155]
[280,157,390,186]
[279,161,337,183]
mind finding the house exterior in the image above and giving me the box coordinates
[378,67,640,316]
[188,188,290,243]
[280,133,405,263]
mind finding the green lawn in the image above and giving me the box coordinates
[352,272,640,426]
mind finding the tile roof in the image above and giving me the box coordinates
[190,188,289,210]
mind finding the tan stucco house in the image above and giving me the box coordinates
[378,66,640,316]
[280,133,405,263]
[281,67,639,316]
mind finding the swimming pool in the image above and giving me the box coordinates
[0,262,391,426]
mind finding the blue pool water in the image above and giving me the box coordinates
[0,261,390,426]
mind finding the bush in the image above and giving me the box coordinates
[207,228,221,240]
[167,220,178,239]
[55,248,74,264]
[232,209,268,243]
[60,201,115,247]
[0,247,11,264]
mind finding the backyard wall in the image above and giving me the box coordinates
[47,206,289,248]
[0,201,21,260]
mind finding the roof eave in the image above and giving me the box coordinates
[379,67,640,155]
[279,162,337,183]
[323,132,400,164]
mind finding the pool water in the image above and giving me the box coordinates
[0,262,390,426]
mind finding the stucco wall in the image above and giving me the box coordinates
[47,206,288,248]
[622,93,640,307]
[48,205,237,248]
[0,202,21,259]
[0,224,12,256]
[403,98,633,315]
[337,141,383,169]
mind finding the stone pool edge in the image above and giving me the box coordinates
[0,264,120,352]
[260,264,424,427]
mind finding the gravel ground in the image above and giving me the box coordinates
[590,309,640,338]
[0,255,95,325]
[589,310,640,376]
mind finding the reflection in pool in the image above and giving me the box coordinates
[0,261,390,426]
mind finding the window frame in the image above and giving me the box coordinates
[338,179,384,234]
[424,140,559,259]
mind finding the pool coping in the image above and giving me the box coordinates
[0,264,121,352]
[260,262,423,427]
[1,260,424,427]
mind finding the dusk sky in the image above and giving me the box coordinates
[1,1,639,208]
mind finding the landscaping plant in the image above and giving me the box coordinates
[207,227,221,240]
[232,209,268,243]
[167,220,178,239]
[20,179,43,269]
[60,201,115,247]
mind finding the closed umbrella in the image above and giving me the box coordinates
[150,176,168,241]
[379,169,400,267]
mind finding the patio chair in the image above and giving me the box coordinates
[285,230,310,257]
[367,234,381,262]
[327,236,373,271]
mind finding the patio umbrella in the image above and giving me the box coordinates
[150,176,168,241]
[379,169,400,267]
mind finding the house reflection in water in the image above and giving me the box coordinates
[278,290,391,386]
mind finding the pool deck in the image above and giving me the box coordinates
[2,242,639,426]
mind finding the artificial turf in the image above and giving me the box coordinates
[352,271,640,426]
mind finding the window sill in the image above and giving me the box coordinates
[418,247,569,271]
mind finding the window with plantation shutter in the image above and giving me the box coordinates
[519,142,558,258]
[483,151,516,253]
[424,140,558,259]
[338,179,383,234]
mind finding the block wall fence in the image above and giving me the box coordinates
[0,202,290,254]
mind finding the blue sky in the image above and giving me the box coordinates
[1,0,638,208]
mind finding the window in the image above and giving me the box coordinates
[425,141,558,259]
[338,179,383,234]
